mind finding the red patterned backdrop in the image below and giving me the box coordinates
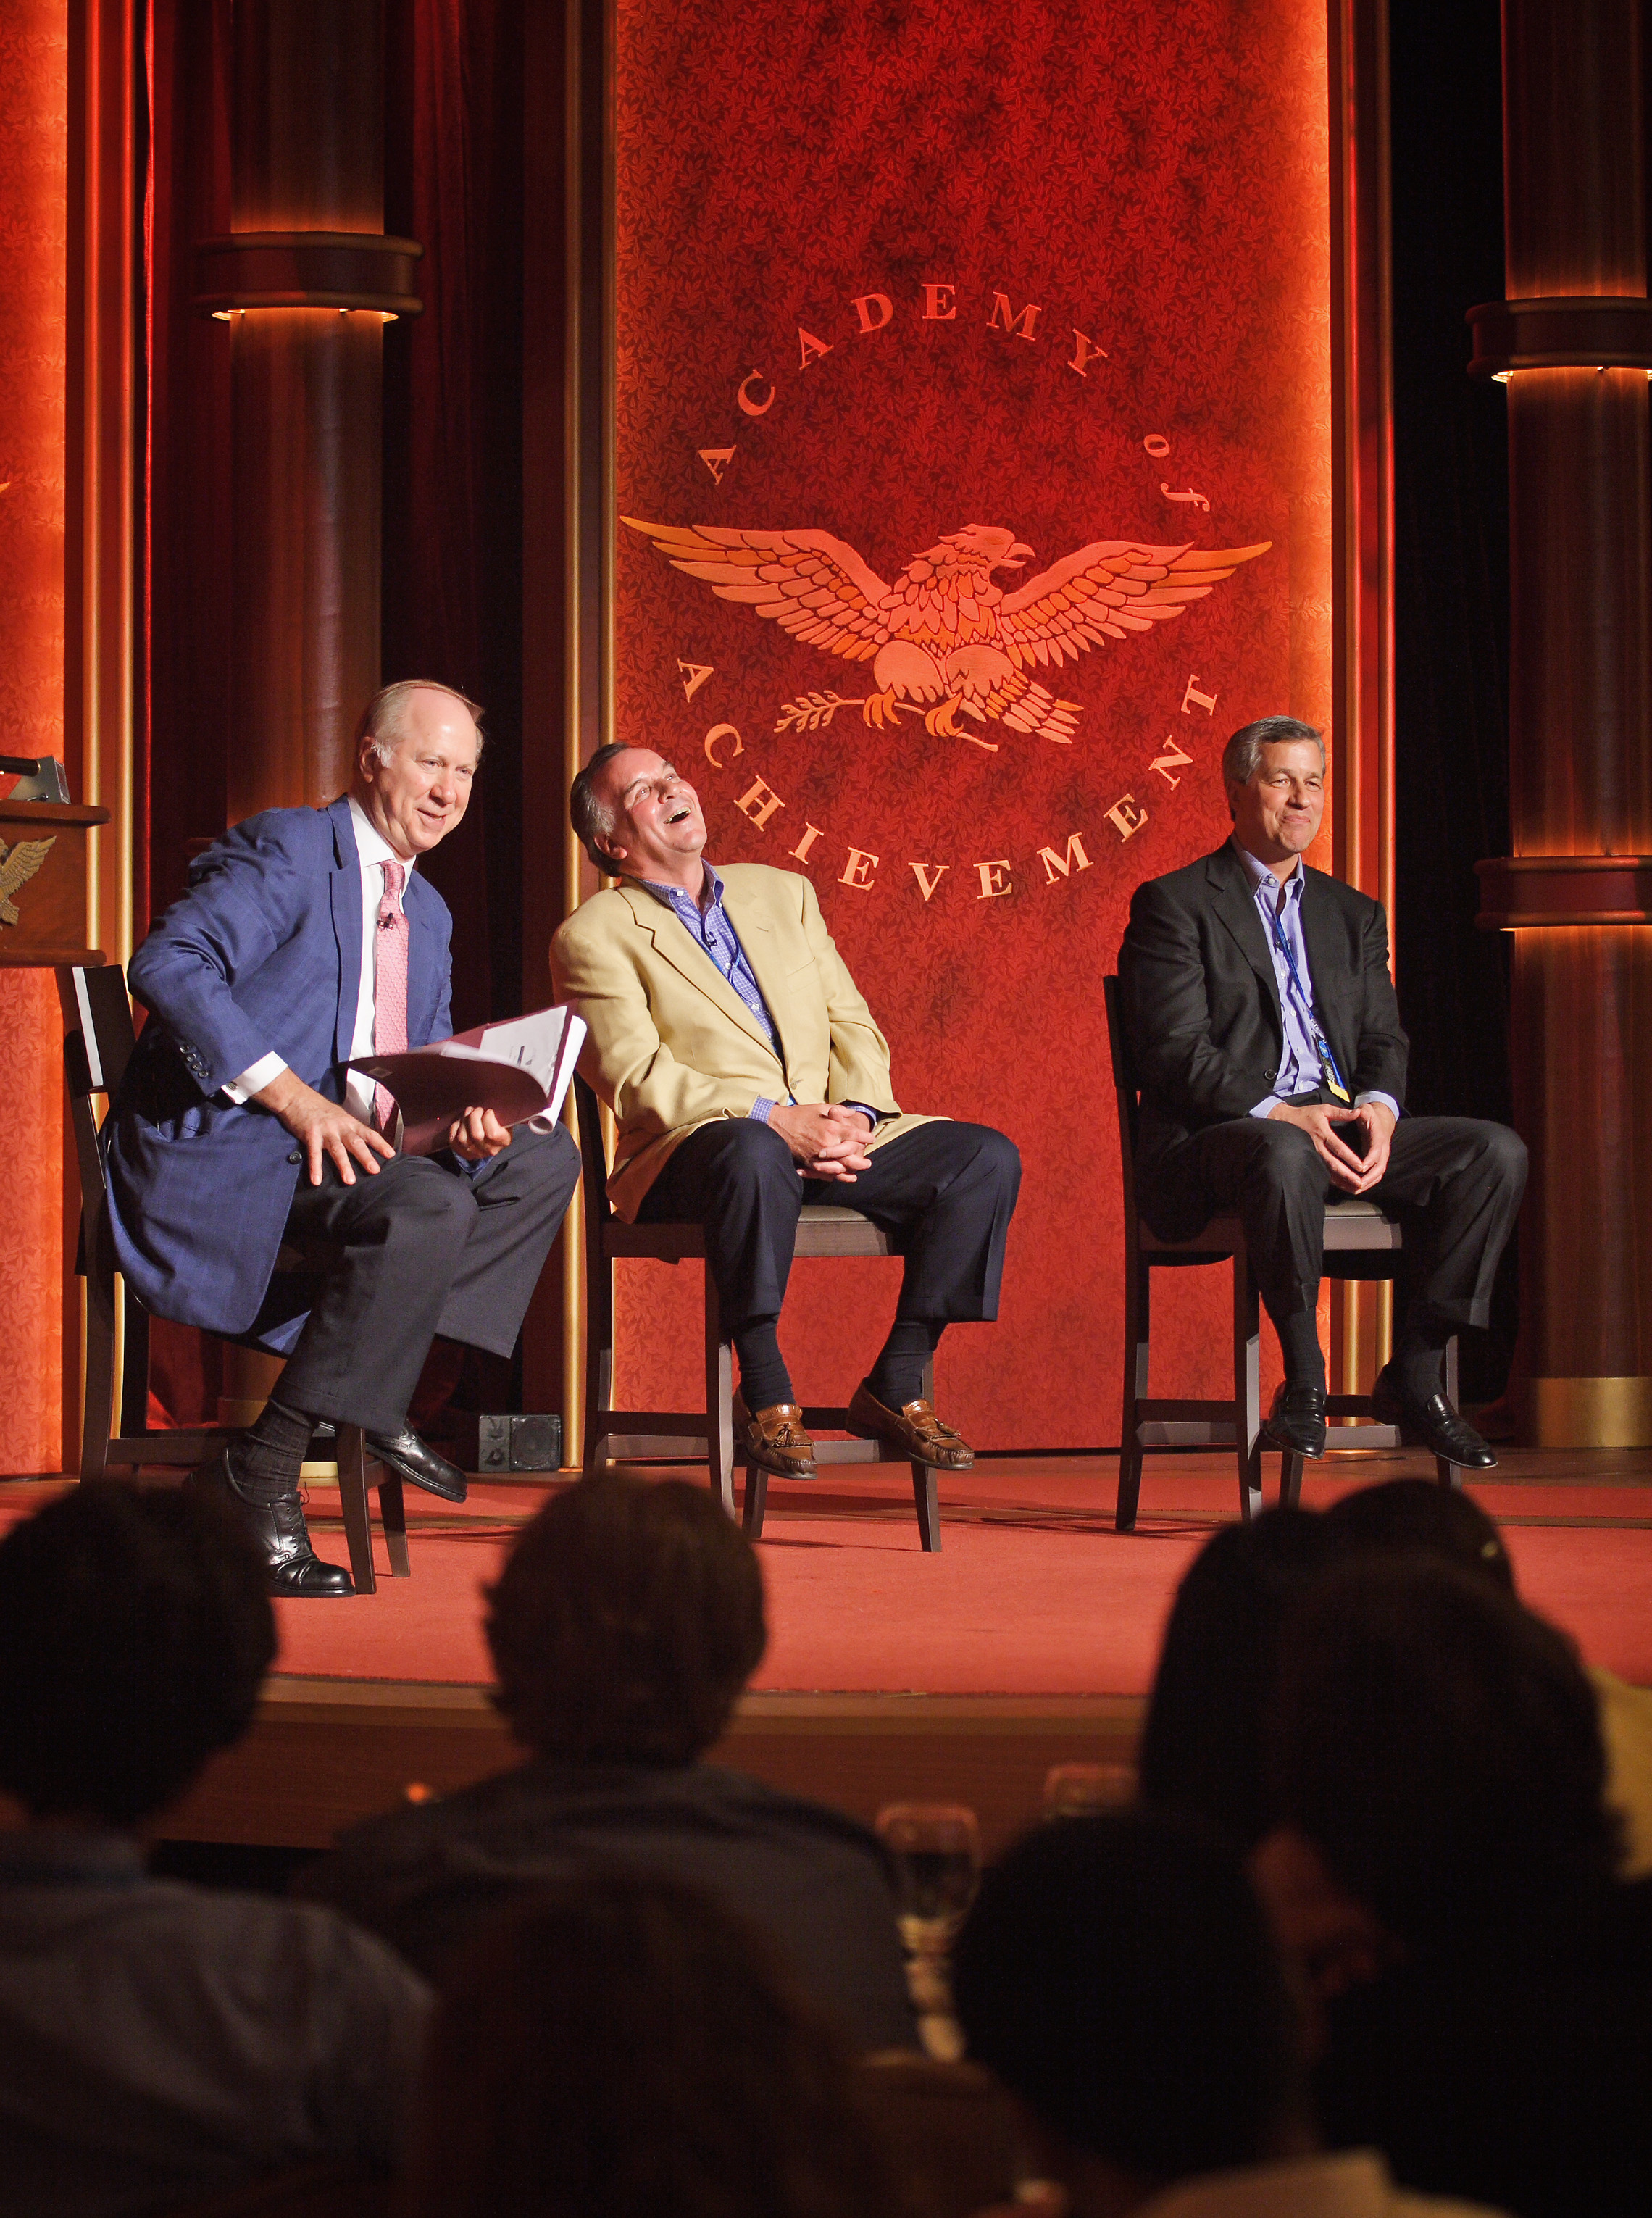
[607,0,1333,1445]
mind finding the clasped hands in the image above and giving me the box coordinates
[255,1070,513,1185]
[1269,1096,1396,1195]
[766,1101,875,1183]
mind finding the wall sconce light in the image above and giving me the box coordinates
[192,233,424,322]
[1467,296,1652,380]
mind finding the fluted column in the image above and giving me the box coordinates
[198,0,419,1422]
[1474,0,1652,1443]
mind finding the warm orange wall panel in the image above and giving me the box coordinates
[608,0,1334,1446]
[0,3,69,1475]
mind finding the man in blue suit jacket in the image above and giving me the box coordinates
[107,682,580,1595]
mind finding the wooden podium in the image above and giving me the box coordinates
[0,801,110,968]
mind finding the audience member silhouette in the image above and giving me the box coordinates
[404,1866,894,2218]
[301,1472,915,2048]
[1320,1476,1515,1590]
[951,1808,1503,2217]
[1256,1559,1652,2218]
[0,1483,429,2218]
[1136,1505,1335,1849]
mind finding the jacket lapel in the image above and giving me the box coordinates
[717,875,798,1082]
[404,883,444,1040]
[1207,845,1283,1035]
[328,799,364,1067]
[1298,870,1357,1077]
[621,883,781,1064]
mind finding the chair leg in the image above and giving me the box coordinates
[1436,1333,1463,1491]
[1232,1249,1263,1523]
[377,1465,411,1577]
[704,1272,736,1518]
[741,1455,767,1538]
[1116,1254,1149,1534]
[80,1214,118,1482]
[336,1425,376,1596]
[583,1256,616,1477]
[911,1459,941,1552]
[1280,1450,1306,1509]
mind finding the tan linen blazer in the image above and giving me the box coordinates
[551,863,938,1220]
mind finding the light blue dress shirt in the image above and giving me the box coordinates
[1233,840,1401,1125]
[635,864,878,1133]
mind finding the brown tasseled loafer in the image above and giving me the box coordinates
[733,1393,818,1479]
[846,1383,975,1469]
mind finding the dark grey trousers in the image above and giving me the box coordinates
[272,1120,580,1431]
[638,1117,1021,1336]
[1138,1107,1527,1333]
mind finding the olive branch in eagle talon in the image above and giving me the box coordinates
[625,517,1271,746]
[0,835,55,925]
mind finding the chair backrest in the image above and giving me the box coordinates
[59,962,138,1103]
[57,964,138,1233]
[1101,974,1140,1195]
[573,1073,613,1228]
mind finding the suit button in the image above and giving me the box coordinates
[287,1151,301,1164]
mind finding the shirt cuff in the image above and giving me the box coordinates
[750,1097,777,1124]
[842,1104,881,1130]
[222,1052,288,1104]
[1249,1093,1283,1119]
[1356,1091,1402,1122]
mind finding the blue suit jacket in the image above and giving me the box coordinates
[106,797,456,1349]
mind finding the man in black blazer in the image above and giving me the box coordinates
[1119,715,1525,1465]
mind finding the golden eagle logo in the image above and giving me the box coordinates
[625,518,1269,749]
[0,835,55,925]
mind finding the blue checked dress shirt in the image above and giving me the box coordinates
[1234,841,1401,1125]
[637,864,879,1131]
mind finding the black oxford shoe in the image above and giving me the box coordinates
[185,1453,354,1598]
[364,1425,468,1504]
[1371,1366,1498,1469]
[1261,1381,1328,1460]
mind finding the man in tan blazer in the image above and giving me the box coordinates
[551,745,1020,1480]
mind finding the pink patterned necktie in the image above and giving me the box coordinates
[372,859,409,1134]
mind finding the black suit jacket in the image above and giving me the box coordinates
[1118,841,1408,1180]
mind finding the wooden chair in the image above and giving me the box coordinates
[1104,975,1461,1532]
[576,1076,943,1549]
[854,2052,1022,2218]
[57,964,409,1594]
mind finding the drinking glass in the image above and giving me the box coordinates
[875,1802,982,1959]
[1041,1762,1135,1819]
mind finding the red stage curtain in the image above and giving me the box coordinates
[608,0,1335,1446]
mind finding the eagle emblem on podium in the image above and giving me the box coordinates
[0,835,55,926]
[625,518,1269,749]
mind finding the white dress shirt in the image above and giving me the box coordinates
[223,796,414,1127]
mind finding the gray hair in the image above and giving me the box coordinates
[1222,716,1325,796]
[569,741,633,873]
[354,680,485,768]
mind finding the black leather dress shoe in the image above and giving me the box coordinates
[1261,1382,1328,1460]
[365,1425,468,1504]
[185,1453,354,1598]
[1371,1366,1498,1469]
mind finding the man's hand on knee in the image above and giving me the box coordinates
[1268,1100,1369,1193]
[445,1106,513,1162]
[256,1070,395,1188]
[767,1102,875,1183]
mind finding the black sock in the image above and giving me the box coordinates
[1393,1306,1451,1404]
[229,1396,317,1506]
[1274,1302,1326,1392]
[734,1319,794,1412]
[866,1318,944,1410]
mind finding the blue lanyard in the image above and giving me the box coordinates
[1264,891,1348,1095]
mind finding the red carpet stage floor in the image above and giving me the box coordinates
[4,1448,1648,1850]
